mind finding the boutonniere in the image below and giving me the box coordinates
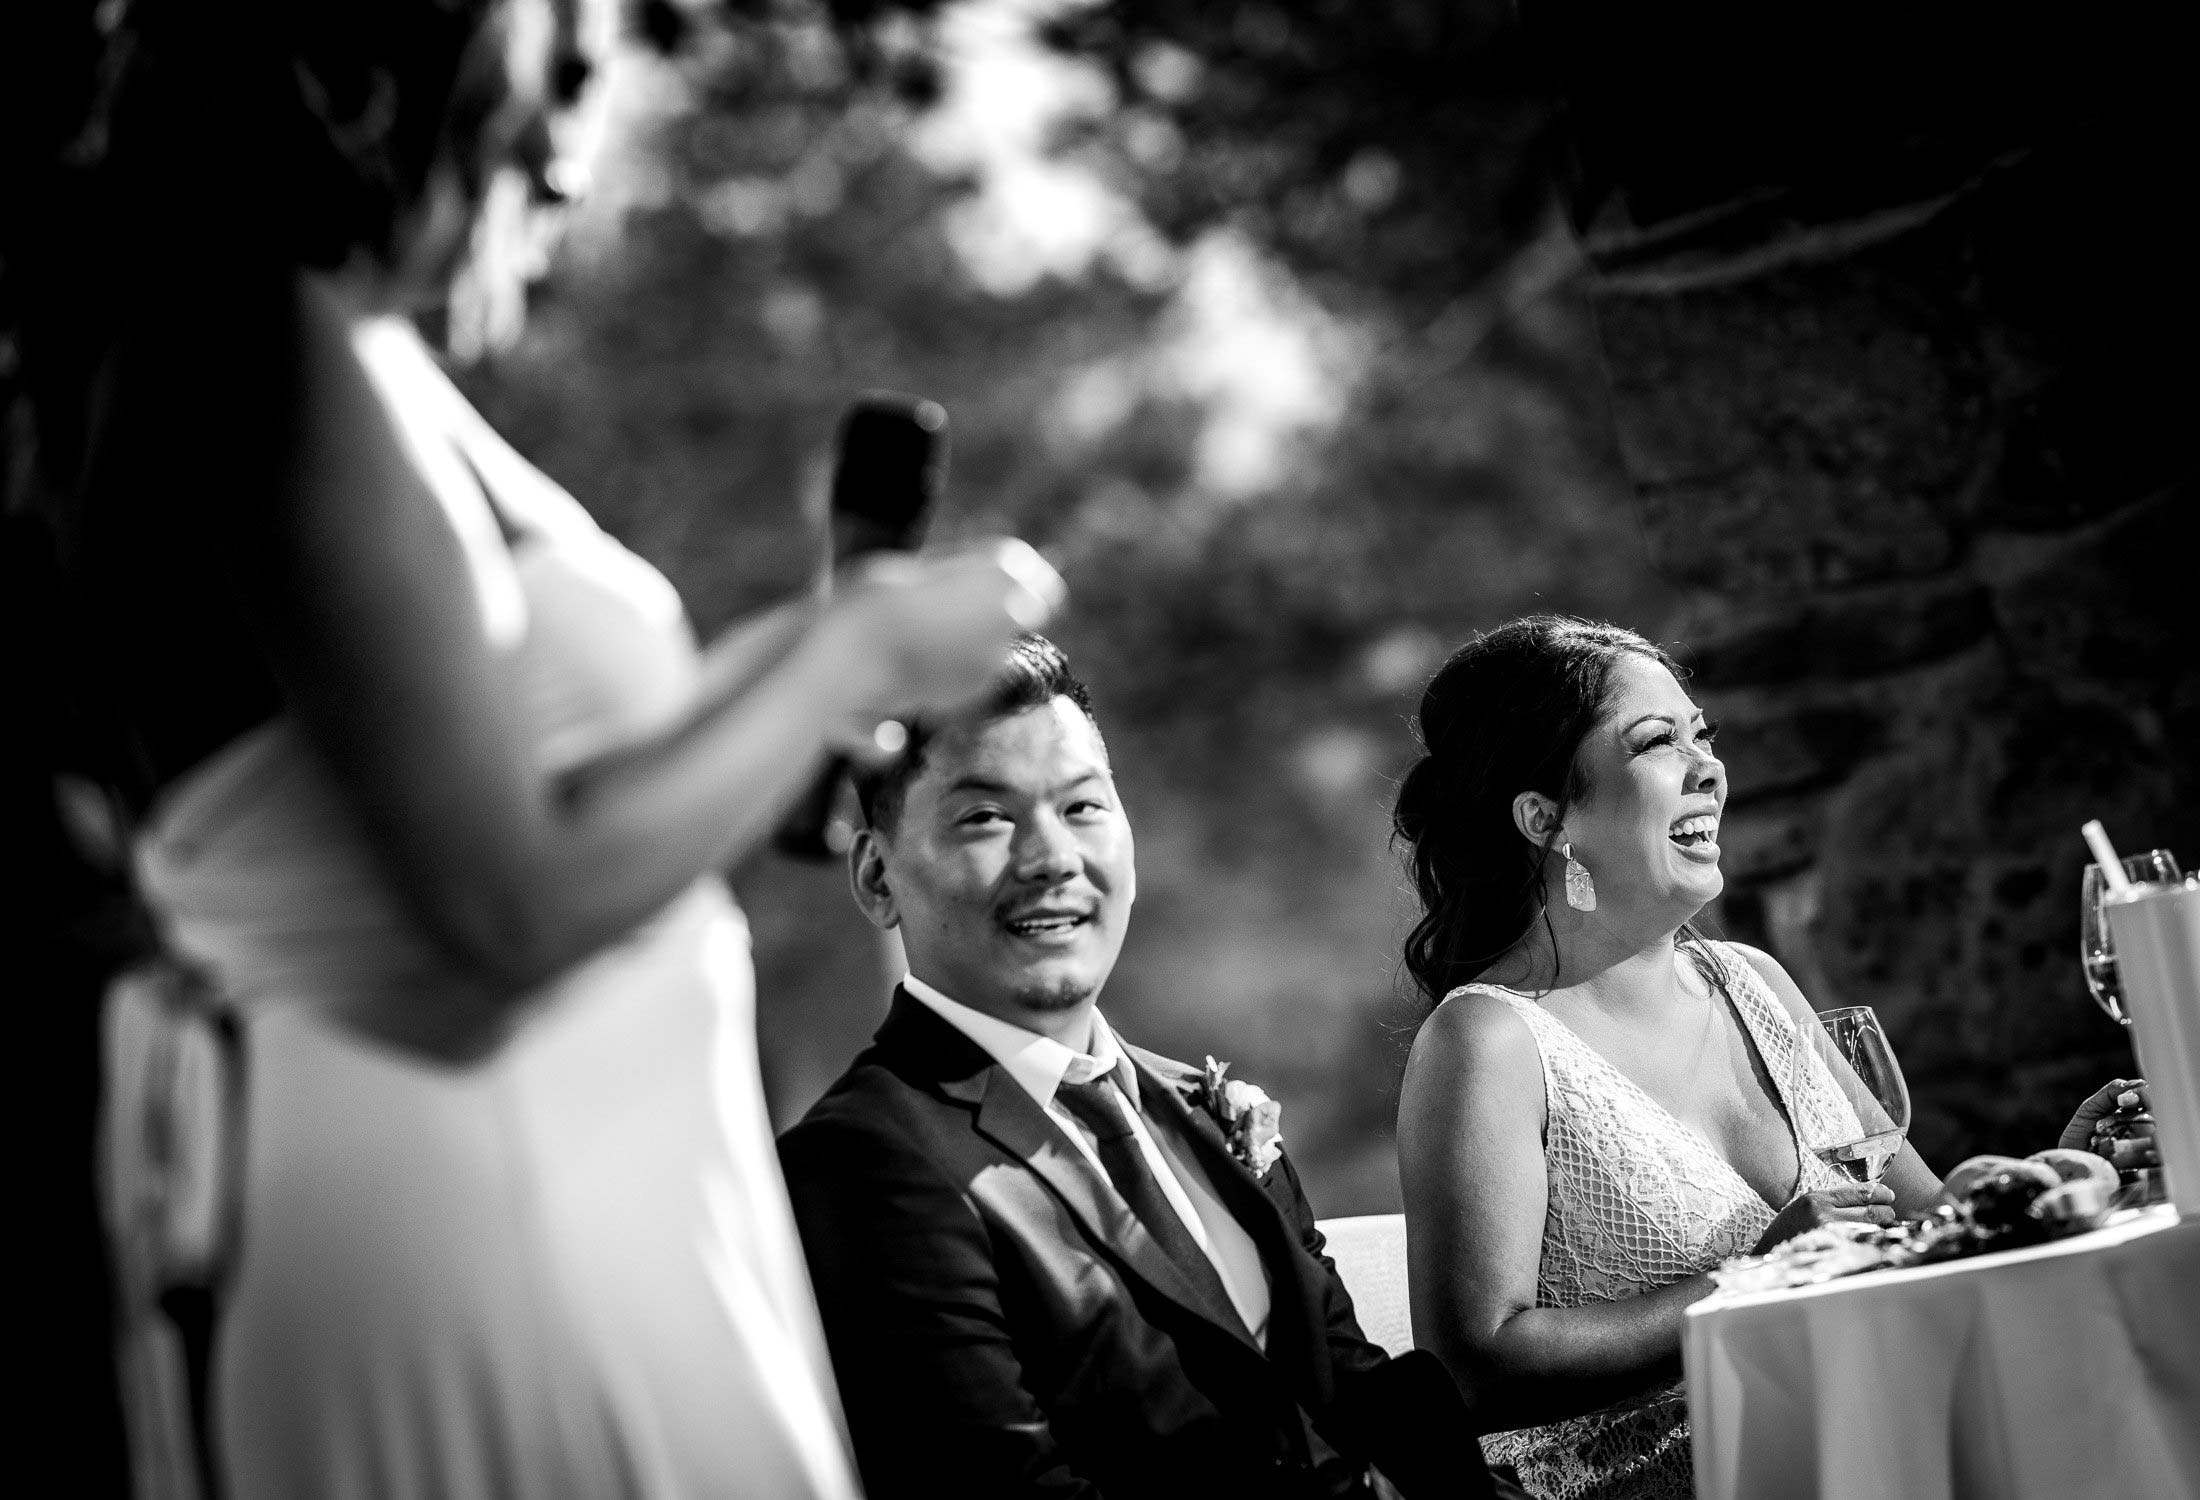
[1186,1056,1285,1179]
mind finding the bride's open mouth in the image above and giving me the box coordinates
[1670,814,1719,851]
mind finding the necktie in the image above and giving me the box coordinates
[1053,1076,1244,1330]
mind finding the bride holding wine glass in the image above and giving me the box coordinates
[1391,617,2159,1500]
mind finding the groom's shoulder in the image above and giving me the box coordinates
[783,1040,947,1147]
[788,991,981,1129]
[779,1054,958,1216]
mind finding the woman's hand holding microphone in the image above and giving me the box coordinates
[820,538,1066,764]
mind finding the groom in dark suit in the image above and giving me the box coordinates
[779,637,1505,1500]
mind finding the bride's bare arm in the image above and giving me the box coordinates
[236,274,1042,996]
[1400,992,1713,1431]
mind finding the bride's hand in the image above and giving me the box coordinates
[1752,1183,1896,1253]
[2057,1078,2159,1170]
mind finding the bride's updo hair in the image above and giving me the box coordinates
[1393,615,1685,1008]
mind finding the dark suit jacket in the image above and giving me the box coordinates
[779,992,1498,1500]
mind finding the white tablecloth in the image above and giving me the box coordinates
[1684,1206,2200,1500]
[1317,1213,1413,1356]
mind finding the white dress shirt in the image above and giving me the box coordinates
[900,974,1272,1347]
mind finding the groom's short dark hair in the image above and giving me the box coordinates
[853,634,1099,835]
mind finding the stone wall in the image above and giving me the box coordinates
[1579,154,2197,1165]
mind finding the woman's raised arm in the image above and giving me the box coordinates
[236,272,1049,1004]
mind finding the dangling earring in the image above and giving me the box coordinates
[1561,842,1596,912]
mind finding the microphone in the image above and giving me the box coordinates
[772,393,948,861]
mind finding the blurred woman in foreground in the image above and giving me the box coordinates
[1390,616,2152,1500]
[29,3,1055,1496]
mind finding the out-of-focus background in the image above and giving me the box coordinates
[456,0,1675,1211]
[9,28,2194,1473]
[444,0,2198,1214]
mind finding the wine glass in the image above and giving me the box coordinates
[1809,1006,1911,1184]
[2079,849,2184,1027]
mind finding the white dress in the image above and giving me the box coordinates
[1451,942,1861,1500]
[102,320,860,1500]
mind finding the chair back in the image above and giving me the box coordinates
[1315,1212,1413,1356]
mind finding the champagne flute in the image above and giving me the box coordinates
[1809,1006,1911,1184]
[2080,850,2184,1027]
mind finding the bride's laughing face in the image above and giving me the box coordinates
[1556,656,1727,926]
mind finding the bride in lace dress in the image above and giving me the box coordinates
[1389,617,2155,1500]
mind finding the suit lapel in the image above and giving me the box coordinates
[965,1078,1254,1351]
[1130,1052,1335,1402]
[876,994,1263,1354]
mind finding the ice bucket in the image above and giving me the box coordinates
[2106,881,2200,1216]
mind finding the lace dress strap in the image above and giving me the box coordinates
[1445,982,1564,1112]
[1695,943,1865,1182]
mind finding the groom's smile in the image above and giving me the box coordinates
[850,694,1136,1040]
[1000,900,1096,943]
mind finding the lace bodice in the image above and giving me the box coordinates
[1453,942,1862,1500]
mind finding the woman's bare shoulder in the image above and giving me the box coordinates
[1400,989,1548,1182]
[1403,988,1544,1102]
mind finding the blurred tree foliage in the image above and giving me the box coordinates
[1032,0,1557,309]
[467,0,1675,1211]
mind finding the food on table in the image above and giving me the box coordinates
[1708,1223,1893,1294]
[1940,1149,2120,1246]
[1713,1148,2122,1293]
[2026,1148,2119,1190]
[1960,1165,2060,1245]
[1939,1154,2058,1204]
[2030,1177,2114,1229]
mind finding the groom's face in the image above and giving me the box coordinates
[851,696,1135,1036]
